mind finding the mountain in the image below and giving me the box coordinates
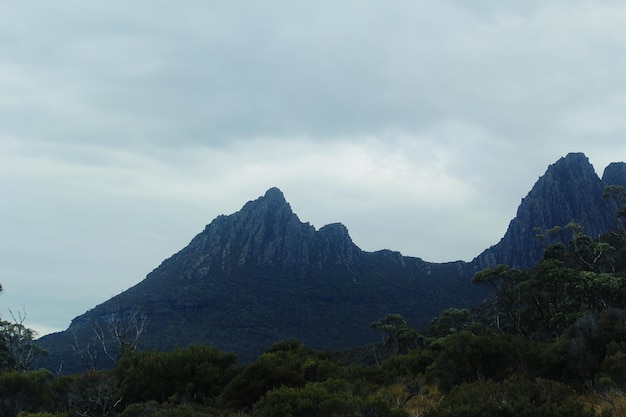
[36,153,626,373]
[37,188,487,372]
[603,161,626,188]
[474,153,625,269]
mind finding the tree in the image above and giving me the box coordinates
[0,309,43,371]
[424,308,476,339]
[371,314,417,356]
[472,265,526,335]
[566,226,616,273]
[94,307,149,363]
[219,340,344,411]
[67,370,121,417]
[0,369,56,416]
[425,331,533,392]
[72,306,149,371]
[115,344,240,406]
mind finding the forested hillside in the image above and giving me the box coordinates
[3,191,626,416]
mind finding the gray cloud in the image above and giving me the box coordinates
[1,1,626,335]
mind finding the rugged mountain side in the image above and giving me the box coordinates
[37,188,486,372]
[474,153,625,269]
[603,162,626,188]
[36,153,626,373]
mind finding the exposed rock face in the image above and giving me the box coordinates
[603,162,626,187]
[37,188,484,372]
[170,188,319,274]
[36,154,625,373]
[474,153,619,269]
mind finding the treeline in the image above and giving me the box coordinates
[3,197,626,416]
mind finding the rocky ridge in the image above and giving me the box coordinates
[474,153,625,269]
[36,153,626,372]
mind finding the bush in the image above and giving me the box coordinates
[219,340,344,410]
[253,381,408,417]
[425,376,594,417]
[115,344,240,406]
[0,370,54,417]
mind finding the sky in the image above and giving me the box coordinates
[2,1,626,337]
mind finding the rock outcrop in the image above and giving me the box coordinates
[37,188,485,372]
[37,153,626,373]
[474,153,620,269]
[603,162,626,188]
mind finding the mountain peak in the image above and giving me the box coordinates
[264,186,286,201]
[548,152,597,179]
[475,152,615,269]
[563,152,589,162]
[37,187,485,370]
[239,187,292,216]
[603,162,626,187]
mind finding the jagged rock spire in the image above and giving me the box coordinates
[474,152,617,269]
[603,162,626,187]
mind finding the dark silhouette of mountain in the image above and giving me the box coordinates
[474,153,624,269]
[36,188,486,372]
[603,161,626,188]
[36,153,626,373]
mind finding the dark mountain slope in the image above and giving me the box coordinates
[603,161,626,188]
[37,188,485,372]
[37,154,626,373]
[474,153,622,269]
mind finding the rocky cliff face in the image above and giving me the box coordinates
[147,188,363,280]
[183,188,319,271]
[474,153,621,269]
[603,162,626,188]
[37,188,484,372]
[37,153,626,373]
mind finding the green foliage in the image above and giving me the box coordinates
[115,344,240,406]
[371,314,420,356]
[600,348,626,388]
[0,319,44,371]
[67,370,120,417]
[423,308,485,340]
[559,308,626,387]
[219,339,345,410]
[474,255,626,342]
[380,348,433,379]
[424,331,536,392]
[8,215,626,416]
[575,272,626,310]
[426,376,595,417]
[118,401,216,417]
[253,380,408,417]
[467,228,626,389]
[0,370,55,417]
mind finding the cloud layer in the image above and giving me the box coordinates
[2,1,626,335]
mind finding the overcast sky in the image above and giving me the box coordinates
[2,1,626,337]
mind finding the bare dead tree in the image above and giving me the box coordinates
[94,307,149,363]
[71,329,100,371]
[71,307,149,371]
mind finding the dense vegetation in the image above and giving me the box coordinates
[3,190,626,416]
